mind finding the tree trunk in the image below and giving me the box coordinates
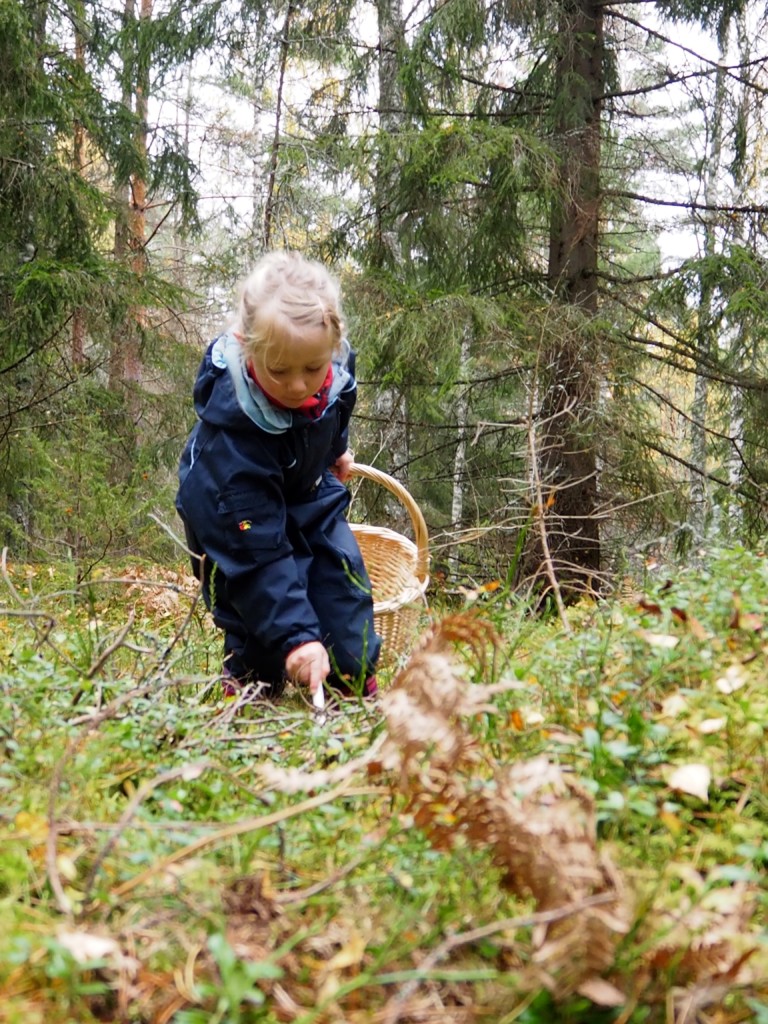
[725,9,762,537]
[526,0,604,597]
[373,0,410,490]
[375,0,405,262]
[109,0,149,401]
[250,79,265,261]
[449,325,472,580]
[130,0,151,287]
[690,54,727,547]
[263,2,294,251]
[172,66,194,285]
[72,17,86,367]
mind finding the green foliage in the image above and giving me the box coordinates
[177,933,283,1023]
[4,0,761,591]
[0,0,209,564]
[345,275,534,575]
[655,0,749,36]
[2,546,768,1020]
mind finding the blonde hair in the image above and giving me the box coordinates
[234,251,344,361]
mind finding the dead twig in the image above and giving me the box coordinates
[1,546,24,604]
[381,893,618,1024]
[1,547,60,649]
[46,738,86,917]
[275,850,370,905]
[110,783,386,899]
[138,584,203,683]
[80,762,211,911]
[148,512,204,574]
[68,675,183,728]
[86,610,136,678]
[526,391,572,634]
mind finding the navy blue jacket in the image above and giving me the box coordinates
[176,331,361,659]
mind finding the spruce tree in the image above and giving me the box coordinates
[0,0,205,560]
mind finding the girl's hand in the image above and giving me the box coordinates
[330,450,354,482]
[285,641,330,693]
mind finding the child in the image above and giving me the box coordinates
[176,251,381,700]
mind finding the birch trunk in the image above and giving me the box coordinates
[250,81,265,260]
[725,9,765,535]
[373,0,410,489]
[690,53,727,547]
[448,326,472,578]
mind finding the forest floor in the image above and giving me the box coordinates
[1,545,768,1023]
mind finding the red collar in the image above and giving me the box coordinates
[247,362,333,419]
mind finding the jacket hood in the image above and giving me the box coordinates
[193,330,354,435]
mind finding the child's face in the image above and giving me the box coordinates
[250,322,334,407]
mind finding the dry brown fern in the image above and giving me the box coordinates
[370,612,631,1001]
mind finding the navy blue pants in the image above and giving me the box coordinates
[185,474,381,693]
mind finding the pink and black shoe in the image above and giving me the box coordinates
[220,667,285,701]
[328,675,378,699]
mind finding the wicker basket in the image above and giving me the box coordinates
[348,463,430,666]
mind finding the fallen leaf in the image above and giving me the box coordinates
[659,692,688,718]
[737,613,763,632]
[729,592,763,632]
[57,930,131,966]
[480,580,502,593]
[697,717,726,735]
[317,971,341,1005]
[577,977,626,1007]
[659,809,683,834]
[667,763,711,802]
[637,629,679,649]
[683,613,710,640]
[56,854,78,882]
[325,931,366,972]
[715,665,747,694]
[390,870,414,890]
[14,811,48,841]
[544,729,580,746]
[523,709,545,726]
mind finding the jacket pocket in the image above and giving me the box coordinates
[217,492,286,560]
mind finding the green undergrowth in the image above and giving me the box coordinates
[1,546,768,1022]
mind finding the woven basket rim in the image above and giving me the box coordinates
[348,463,430,658]
[350,522,418,545]
[349,524,429,610]
[373,581,428,614]
[348,463,429,583]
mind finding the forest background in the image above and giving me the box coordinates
[3,0,768,596]
[3,2,768,1021]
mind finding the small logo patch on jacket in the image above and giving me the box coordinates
[238,520,252,531]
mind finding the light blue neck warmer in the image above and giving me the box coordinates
[212,330,352,435]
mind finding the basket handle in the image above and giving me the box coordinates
[347,463,430,583]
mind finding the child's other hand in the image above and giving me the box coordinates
[330,450,354,482]
[285,641,330,693]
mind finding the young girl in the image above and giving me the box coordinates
[176,251,381,700]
